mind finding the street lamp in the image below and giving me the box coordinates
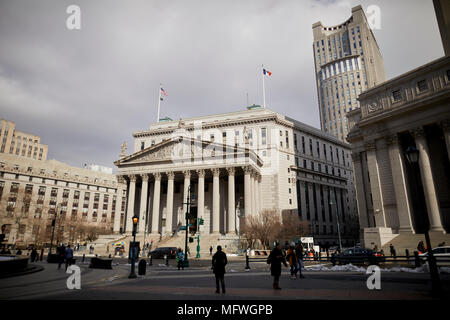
[182,184,195,268]
[129,215,139,279]
[405,145,441,295]
[48,204,61,259]
[330,192,343,253]
[236,196,244,255]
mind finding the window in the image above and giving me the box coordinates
[141,141,145,150]
[392,89,402,102]
[417,80,428,92]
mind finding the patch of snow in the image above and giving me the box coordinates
[304,263,427,273]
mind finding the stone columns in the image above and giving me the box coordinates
[227,167,236,234]
[151,172,161,234]
[212,168,220,234]
[386,135,414,233]
[441,120,450,163]
[196,170,205,232]
[251,172,257,216]
[244,166,252,217]
[255,174,261,215]
[125,175,136,233]
[139,174,149,233]
[165,172,174,234]
[364,141,386,227]
[351,153,369,229]
[412,128,445,232]
[182,171,191,224]
[114,176,125,233]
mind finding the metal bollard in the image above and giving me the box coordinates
[149,255,153,266]
[405,249,410,263]
[165,255,169,266]
[414,251,421,268]
[82,254,85,263]
[245,254,250,271]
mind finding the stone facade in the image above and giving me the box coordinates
[312,5,386,142]
[115,106,359,247]
[0,153,127,246]
[347,55,450,247]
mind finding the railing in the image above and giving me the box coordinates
[244,252,450,270]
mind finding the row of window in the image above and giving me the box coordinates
[293,134,348,166]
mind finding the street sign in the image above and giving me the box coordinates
[180,226,187,230]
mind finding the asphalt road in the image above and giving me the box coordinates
[1,259,449,300]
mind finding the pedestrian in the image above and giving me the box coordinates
[438,242,446,247]
[295,242,305,278]
[176,248,185,270]
[389,244,396,258]
[373,244,378,252]
[417,241,425,254]
[30,247,37,262]
[267,243,288,290]
[212,245,227,294]
[16,248,22,255]
[57,244,66,270]
[209,246,213,256]
[286,243,298,279]
[65,245,74,271]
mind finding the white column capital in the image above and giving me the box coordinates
[196,169,205,178]
[153,172,161,181]
[183,170,191,179]
[410,127,426,139]
[211,168,220,177]
[129,174,137,183]
[166,171,175,180]
[385,134,400,146]
[141,173,150,182]
[364,141,376,152]
[226,167,235,176]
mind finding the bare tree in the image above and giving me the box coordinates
[277,211,310,243]
[242,209,282,249]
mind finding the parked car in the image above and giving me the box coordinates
[331,248,385,266]
[419,246,450,267]
[149,247,177,259]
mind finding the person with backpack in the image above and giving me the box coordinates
[295,242,305,278]
[176,248,185,270]
[286,243,298,279]
[212,245,227,294]
[267,243,288,290]
[65,245,74,271]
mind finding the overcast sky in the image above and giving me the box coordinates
[0,0,444,170]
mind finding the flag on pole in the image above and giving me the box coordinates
[263,68,272,76]
[160,87,168,101]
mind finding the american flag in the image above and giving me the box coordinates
[161,87,168,96]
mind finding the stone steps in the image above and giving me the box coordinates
[380,232,449,254]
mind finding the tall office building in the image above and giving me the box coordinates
[312,5,386,142]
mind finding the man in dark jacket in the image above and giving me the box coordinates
[212,245,227,294]
[268,243,288,289]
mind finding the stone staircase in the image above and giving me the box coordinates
[380,231,449,254]
[85,232,242,257]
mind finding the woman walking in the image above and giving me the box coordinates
[212,246,227,294]
[267,243,288,289]
[286,243,298,279]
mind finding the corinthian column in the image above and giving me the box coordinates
[196,169,205,233]
[212,168,221,234]
[125,175,136,233]
[441,120,450,163]
[139,174,149,233]
[151,172,161,234]
[364,141,386,228]
[227,167,236,234]
[244,166,252,217]
[165,172,174,234]
[386,135,414,233]
[412,128,445,233]
[114,175,126,233]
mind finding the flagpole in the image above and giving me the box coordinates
[157,83,161,122]
[262,65,266,108]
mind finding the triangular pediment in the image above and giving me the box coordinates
[114,136,263,167]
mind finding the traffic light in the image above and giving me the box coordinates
[198,218,204,225]
[189,237,194,243]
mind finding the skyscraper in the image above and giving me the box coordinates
[312,5,386,142]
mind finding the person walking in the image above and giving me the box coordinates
[417,241,425,254]
[30,247,37,262]
[176,248,185,270]
[57,244,66,270]
[65,245,74,271]
[209,246,213,256]
[286,243,298,279]
[267,243,287,290]
[212,245,227,294]
[389,244,396,258]
[295,242,305,278]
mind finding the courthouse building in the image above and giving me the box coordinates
[114,106,359,247]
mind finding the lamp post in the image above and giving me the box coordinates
[236,196,244,255]
[182,184,194,268]
[129,215,139,279]
[48,204,61,259]
[405,145,441,295]
[142,207,149,258]
[330,192,343,253]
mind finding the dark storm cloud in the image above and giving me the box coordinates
[0,0,444,170]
